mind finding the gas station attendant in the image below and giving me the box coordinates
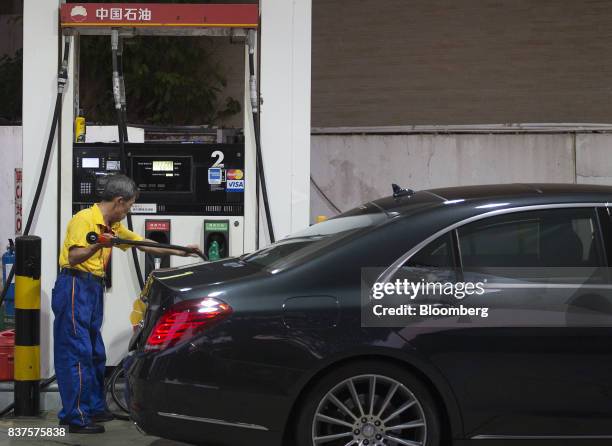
[52,174,199,434]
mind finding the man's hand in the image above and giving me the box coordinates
[183,244,203,258]
[97,232,114,248]
[138,240,203,258]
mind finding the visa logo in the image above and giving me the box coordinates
[226,180,245,192]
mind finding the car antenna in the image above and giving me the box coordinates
[392,183,415,198]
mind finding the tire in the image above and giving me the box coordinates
[295,360,441,446]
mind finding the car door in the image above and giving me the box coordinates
[459,207,610,326]
[400,206,612,439]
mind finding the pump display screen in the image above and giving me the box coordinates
[82,157,100,168]
[152,160,174,172]
[132,156,192,193]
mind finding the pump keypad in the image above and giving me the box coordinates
[80,182,92,195]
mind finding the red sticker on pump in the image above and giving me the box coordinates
[145,221,170,232]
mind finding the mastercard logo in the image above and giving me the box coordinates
[227,169,244,180]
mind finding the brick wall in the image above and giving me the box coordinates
[312,0,612,127]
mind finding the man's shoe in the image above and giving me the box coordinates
[68,423,105,434]
[92,410,115,423]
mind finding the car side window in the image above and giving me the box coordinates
[457,208,605,281]
[404,233,455,268]
[459,215,540,268]
[394,233,458,284]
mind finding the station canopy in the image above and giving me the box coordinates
[60,3,258,36]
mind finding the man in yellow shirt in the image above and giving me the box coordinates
[52,174,198,434]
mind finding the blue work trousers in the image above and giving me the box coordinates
[51,271,106,426]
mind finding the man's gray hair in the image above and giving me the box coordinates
[101,174,140,201]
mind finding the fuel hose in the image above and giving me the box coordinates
[86,232,207,261]
[248,30,275,245]
[111,30,145,290]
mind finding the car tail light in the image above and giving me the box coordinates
[145,298,232,351]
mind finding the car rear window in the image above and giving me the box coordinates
[242,204,387,270]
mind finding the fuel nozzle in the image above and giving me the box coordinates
[208,240,221,261]
[111,30,122,110]
[57,38,70,93]
[247,30,258,114]
[117,38,127,110]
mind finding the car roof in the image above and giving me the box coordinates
[371,183,612,216]
[427,183,612,200]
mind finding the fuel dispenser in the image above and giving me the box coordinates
[60,3,260,365]
[13,1,311,409]
[72,141,246,277]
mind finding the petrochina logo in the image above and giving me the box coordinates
[70,5,88,22]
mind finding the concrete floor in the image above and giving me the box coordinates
[0,411,191,446]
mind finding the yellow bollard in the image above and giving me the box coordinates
[14,236,41,416]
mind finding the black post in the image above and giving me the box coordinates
[14,236,41,416]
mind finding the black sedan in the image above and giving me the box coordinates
[127,183,612,446]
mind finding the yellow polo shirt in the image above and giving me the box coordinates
[59,204,144,277]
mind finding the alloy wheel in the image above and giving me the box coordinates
[312,374,427,446]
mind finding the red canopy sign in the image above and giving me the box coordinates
[60,3,258,28]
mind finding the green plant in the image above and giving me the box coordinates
[0,49,22,123]
[79,35,241,125]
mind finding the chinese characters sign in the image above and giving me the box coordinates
[145,221,170,232]
[60,3,258,28]
[96,6,152,22]
[15,168,22,236]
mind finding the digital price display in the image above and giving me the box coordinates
[132,156,192,193]
[153,160,174,172]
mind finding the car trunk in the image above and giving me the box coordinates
[129,259,264,351]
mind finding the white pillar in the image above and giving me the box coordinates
[260,0,312,243]
[22,0,68,379]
